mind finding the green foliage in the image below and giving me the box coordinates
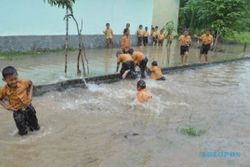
[44,0,75,11]
[164,21,175,36]
[180,127,206,137]
[0,48,77,57]
[225,32,250,43]
[178,0,250,37]
[178,0,203,33]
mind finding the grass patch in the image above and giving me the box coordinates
[180,127,206,137]
[225,31,250,43]
[0,48,77,57]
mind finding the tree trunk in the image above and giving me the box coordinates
[189,9,194,29]
[243,43,247,53]
[79,19,89,75]
[69,11,89,76]
[68,11,82,75]
[64,8,69,74]
[213,33,220,52]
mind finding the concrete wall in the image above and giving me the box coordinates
[0,35,141,51]
[0,0,179,51]
[152,0,180,34]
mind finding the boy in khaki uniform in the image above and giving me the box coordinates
[116,51,136,79]
[147,61,165,80]
[179,30,192,65]
[103,23,114,48]
[137,25,144,46]
[120,28,131,53]
[0,66,40,136]
[128,49,148,79]
[199,30,214,63]
[143,26,149,46]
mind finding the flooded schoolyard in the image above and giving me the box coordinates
[0,42,250,167]
[0,41,249,85]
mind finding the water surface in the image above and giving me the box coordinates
[0,42,249,85]
[0,60,249,167]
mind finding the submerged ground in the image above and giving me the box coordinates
[0,41,249,85]
[0,59,250,167]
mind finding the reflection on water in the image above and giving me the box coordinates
[0,61,250,167]
[0,41,249,85]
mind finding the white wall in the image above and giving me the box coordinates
[152,0,180,34]
[0,0,153,35]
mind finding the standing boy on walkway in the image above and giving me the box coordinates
[103,23,114,48]
[179,30,192,66]
[199,30,214,63]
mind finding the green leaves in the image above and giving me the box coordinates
[180,127,206,137]
[226,31,250,43]
[178,0,249,37]
[44,0,75,10]
[164,21,175,35]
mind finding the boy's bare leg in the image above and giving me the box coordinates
[122,70,130,79]
[199,54,203,63]
[184,52,188,65]
[106,39,109,48]
[110,39,114,48]
[204,54,208,63]
[181,55,184,66]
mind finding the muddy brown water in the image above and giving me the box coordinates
[0,42,250,167]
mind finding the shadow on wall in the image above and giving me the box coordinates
[0,35,143,52]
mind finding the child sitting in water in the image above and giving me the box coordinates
[147,61,166,80]
[0,66,40,136]
[137,80,152,103]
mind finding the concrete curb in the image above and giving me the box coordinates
[33,56,250,96]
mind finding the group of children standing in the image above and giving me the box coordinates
[104,23,214,66]
[178,29,214,65]
[103,23,172,48]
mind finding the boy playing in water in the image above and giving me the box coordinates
[147,61,166,80]
[103,23,114,48]
[116,51,137,79]
[128,48,148,79]
[0,66,40,136]
[137,80,152,103]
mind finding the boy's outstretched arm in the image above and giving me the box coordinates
[0,100,15,111]
[0,89,15,111]
[28,81,33,100]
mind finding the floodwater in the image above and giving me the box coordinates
[0,41,249,85]
[0,59,250,167]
